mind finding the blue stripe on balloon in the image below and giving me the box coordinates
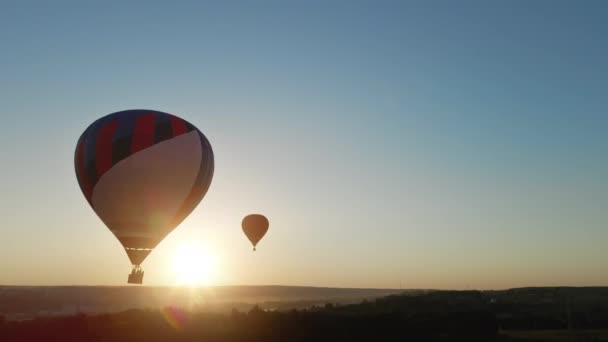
[112,112,138,144]
[153,111,173,143]
[111,112,138,166]
[83,115,115,165]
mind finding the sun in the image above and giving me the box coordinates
[172,243,216,286]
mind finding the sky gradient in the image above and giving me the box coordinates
[0,1,606,289]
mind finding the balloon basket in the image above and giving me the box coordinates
[128,266,144,284]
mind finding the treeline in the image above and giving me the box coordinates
[331,289,608,331]
[2,288,608,341]
[0,305,498,341]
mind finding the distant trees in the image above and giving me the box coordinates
[3,288,608,341]
[248,304,264,316]
[0,305,499,341]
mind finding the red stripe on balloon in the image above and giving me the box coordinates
[95,120,119,179]
[170,115,188,137]
[131,113,156,154]
[76,140,92,201]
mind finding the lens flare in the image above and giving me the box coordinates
[161,306,189,330]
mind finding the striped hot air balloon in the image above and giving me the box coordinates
[74,109,214,284]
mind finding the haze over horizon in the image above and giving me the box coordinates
[0,1,606,289]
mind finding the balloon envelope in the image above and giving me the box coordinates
[242,214,269,250]
[75,109,214,266]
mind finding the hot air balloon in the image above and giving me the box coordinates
[74,109,214,284]
[242,214,269,251]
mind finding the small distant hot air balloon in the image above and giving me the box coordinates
[242,214,269,251]
[74,109,214,284]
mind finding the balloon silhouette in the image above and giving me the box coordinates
[242,214,269,251]
[74,109,214,284]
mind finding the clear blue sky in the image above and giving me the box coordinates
[0,1,606,288]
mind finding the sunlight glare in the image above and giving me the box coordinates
[173,243,216,286]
